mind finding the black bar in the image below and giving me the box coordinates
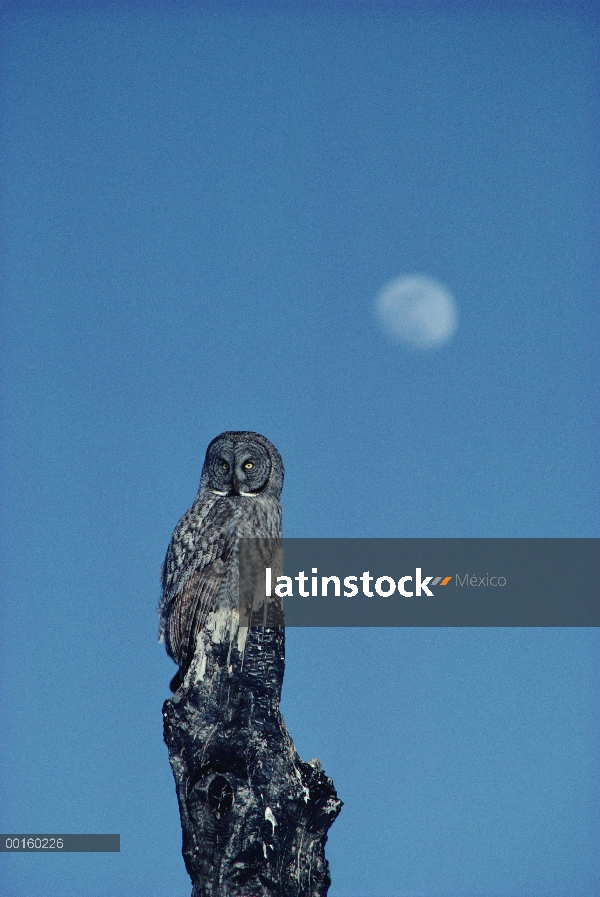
[0,835,120,852]
[239,538,600,626]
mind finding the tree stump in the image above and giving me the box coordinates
[162,599,342,897]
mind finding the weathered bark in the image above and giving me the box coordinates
[162,604,342,897]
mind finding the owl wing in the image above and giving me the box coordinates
[167,554,228,676]
[162,510,242,671]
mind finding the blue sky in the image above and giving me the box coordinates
[0,3,598,896]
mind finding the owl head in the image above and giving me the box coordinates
[200,431,284,499]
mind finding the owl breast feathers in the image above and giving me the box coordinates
[158,431,284,691]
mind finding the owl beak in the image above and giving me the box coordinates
[229,473,239,495]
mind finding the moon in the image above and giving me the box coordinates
[374,274,458,349]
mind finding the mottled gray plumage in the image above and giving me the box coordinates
[158,431,284,691]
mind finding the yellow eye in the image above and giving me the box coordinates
[244,461,254,470]
[221,462,229,471]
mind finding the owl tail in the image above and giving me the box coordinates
[170,670,183,693]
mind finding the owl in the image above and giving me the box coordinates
[158,431,284,692]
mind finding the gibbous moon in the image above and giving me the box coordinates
[374,274,457,349]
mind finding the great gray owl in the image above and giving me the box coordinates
[158,431,284,692]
